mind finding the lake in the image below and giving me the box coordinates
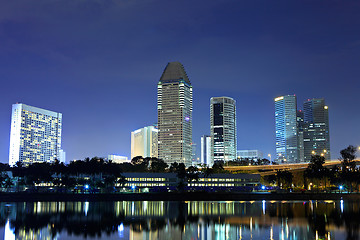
[0,200,357,239]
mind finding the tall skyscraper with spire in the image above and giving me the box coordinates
[157,62,193,166]
[210,97,237,162]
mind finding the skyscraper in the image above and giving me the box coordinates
[297,110,305,162]
[131,126,158,159]
[9,103,62,166]
[200,135,212,166]
[210,97,237,162]
[157,62,193,166]
[302,98,330,161]
[274,95,299,163]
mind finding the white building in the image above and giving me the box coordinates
[108,155,129,164]
[59,149,66,163]
[200,135,213,166]
[237,150,263,160]
[9,103,62,166]
[131,126,158,160]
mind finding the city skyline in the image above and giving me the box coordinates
[0,1,359,163]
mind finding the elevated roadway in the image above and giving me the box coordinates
[223,159,360,176]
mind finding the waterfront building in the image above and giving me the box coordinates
[274,95,299,163]
[9,103,62,166]
[236,150,263,160]
[131,125,158,159]
[121,172,260,191]
[157,62,193,166]
[210,97,237,162]
[302,98,330,161]
[200,135,212,166]
[107,155,129,164]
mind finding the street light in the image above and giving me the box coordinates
[268,154,271,162]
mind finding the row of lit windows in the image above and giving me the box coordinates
[126,178,166,182]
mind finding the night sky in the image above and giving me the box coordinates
[0,0,359,163]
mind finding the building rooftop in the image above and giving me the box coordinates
[159,62,191,85]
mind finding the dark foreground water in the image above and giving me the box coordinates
[0,200,358,239]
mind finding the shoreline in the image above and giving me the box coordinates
[0,192,359,202]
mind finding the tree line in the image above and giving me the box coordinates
[0,156,227,192]
[265,145,359,192]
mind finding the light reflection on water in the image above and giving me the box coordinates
[0,200,357,239]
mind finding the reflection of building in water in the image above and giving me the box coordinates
[4,220,15,240]
[1,200,353,240]
[16,226,58,240]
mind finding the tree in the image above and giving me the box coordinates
[304,155,328,191]
[276,170,293,189]
[212,162,225,173]
[186,166,199,183]
[340,145,357,172]
[339,145,358,192]
[149,158,168,172]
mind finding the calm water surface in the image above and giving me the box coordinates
[0,200,358,239]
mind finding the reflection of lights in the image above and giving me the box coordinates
[250,217,252,233]
[340,200,344,213]
[118,223,124,238]
[84,202,89,216]
[4,219,15,240]
[270,225,273,240]
[262,200,266,215]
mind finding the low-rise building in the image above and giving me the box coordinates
[120,172,260,192]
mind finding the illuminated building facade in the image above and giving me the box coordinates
[200,135,212,166]
[236,150,263,160]
[274,95,299,163]
[297,110,305,162]
[121,172,260,190]
[157,62,192,166]
[302,98,330,161]
[210,97,237,162]
[9,103,62,166]
[131,126,158,159]
[107,154,129,164]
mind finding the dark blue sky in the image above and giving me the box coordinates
[0,0,359,163]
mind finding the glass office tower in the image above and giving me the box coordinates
[157,62,193,166]
[303,98,330,161]
[274,95,299,163]
[9,103,62,166]
[210,97,237,162]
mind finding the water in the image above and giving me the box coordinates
[0,200,357,239]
